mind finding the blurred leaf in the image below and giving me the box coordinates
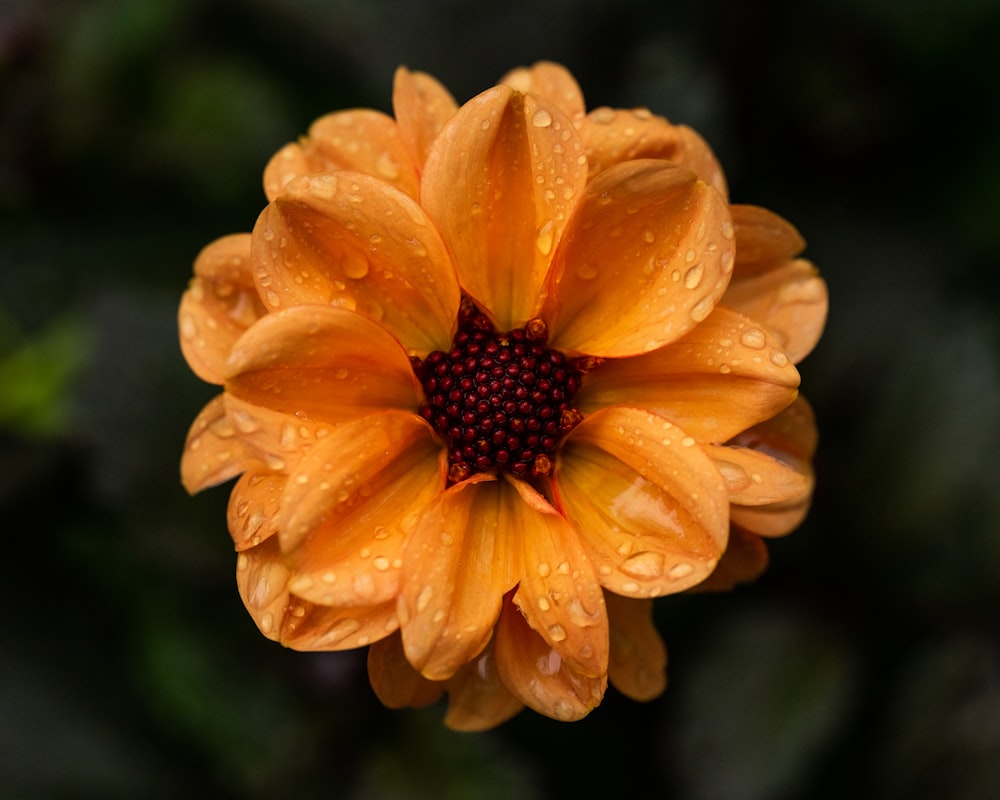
[0,312,92,436]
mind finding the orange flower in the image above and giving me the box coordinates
[179,62,826,729]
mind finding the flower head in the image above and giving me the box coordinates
[179,62,827,729]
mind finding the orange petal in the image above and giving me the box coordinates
[226,470,284,551]
[398,475,519,680]
[277,412,442,608]
[225,305,421,425]
[368,633,444,709]
[723,258,828,364]
[500,61,587,123]
[181,393,251,493]
[575,305,800,442]
[705,442,812,507]
[392,66,458,171]
[730,204,805,277]
[263,109,419,200]
[420,85,588,330]
[237,537,400,650]
[179,234,264,384]
[605,592,667,701]
[253,173,460,354]
[508,478,609,679]
[556,405,729,597]
[443,637,525,731]
[494,595,606,721]
[689,526,770,592]
[728,396,817,537]
[582,107,728,197]
[544,159,734,357]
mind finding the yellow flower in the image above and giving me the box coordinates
[179,62,826,729]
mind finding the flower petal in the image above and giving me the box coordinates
[253,173,460,354]
[582,107,728,197]
[278,412,442,608]
[225,305,422,427]
[556,405,729,597]
[227,470,284,550]
[392,66,458,171]
[442,637,525,731]
[723,258,828,364]
[728,396,818,537]
[494,595,606,721]
[420,85,588,329]
[688,526,770,593]
[368,633,444,709]
[544,159,734,357]
[179,234,265,384]
[500,61,586,123]
[263,109,419,200]
[705,442,812,507]
[508,478,609,679]
[605,592,667,701]
[237,536,399,650]
[399,476,519,680]
[730,204,805,276]
[181,393,251,493]
[574,305,800,442]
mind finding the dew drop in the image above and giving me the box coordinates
[547,623,567,642]
[689,296,714,322]
[532,108,553,128]
[739,328,767,349]
[265,290,281,307]
[621,551,665,579]
[535,219,555,255]
[668,562,695,580]
[576,263,598,280]
[770,350,789,367]
[684,264,704,289]
[416,584,434,613]
[343,256,369,279]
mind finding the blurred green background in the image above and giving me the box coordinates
[2,0,998,797]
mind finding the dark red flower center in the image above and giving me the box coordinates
[413,300,590,484]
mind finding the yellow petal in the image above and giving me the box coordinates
[180,393,250,493]
[494,595,606,721]
[392,66,459,171]
[500,61,586,123]
[556,405,729,597]
[575,306,800,442]
[544,159,734,357]
[605,592,667,701]
[508,478,609,679]
[226,470,284,551]
[420,85,588,329]
[705,442,812,507]
[399,476,519,680]
[253,173,460,354]
[582,107,728,197]
[237,537,400,650]
[368,633,444,709]
[225,305,422,425]
[179,234,264,384]
[263,109,419,200]
[443,637,524,731]
[689,526,770,592]
[723,258,828,364]
[277,412,442,607]
[730,204,805,277]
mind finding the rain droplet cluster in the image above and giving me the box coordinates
[414,301,586,483]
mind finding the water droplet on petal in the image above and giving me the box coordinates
[740,328,767,349]
[532,108,553,128]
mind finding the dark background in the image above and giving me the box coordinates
[2,0,998,797]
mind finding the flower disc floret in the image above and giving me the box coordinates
[414,301,585,482]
